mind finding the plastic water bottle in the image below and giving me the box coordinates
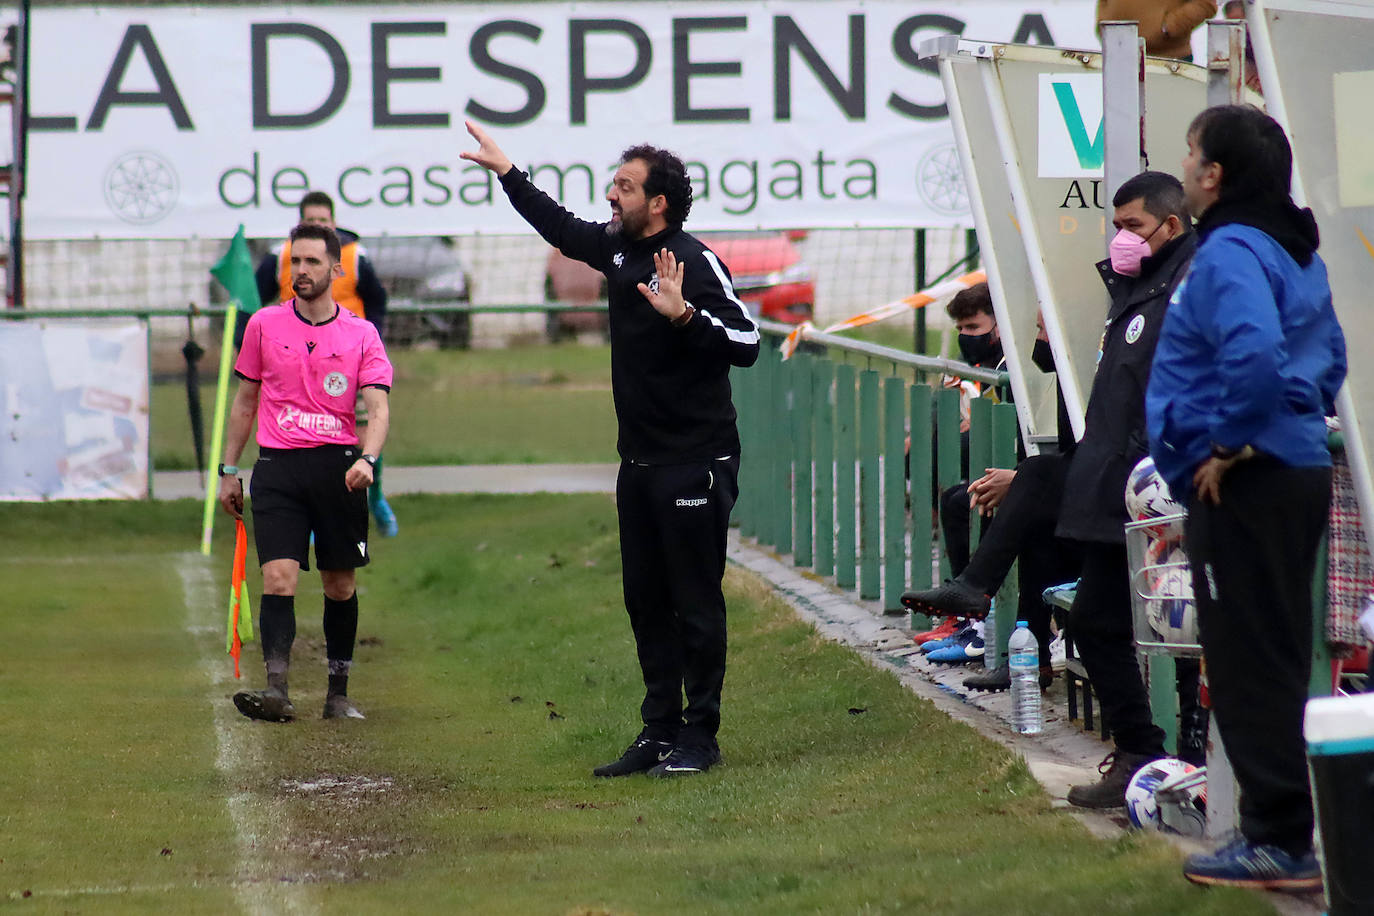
[1009,621,1043,735]
[984,598,996,662]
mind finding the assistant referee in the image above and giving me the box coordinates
[218,222,394,722]
[462,121,761,777]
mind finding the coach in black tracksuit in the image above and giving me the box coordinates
[1058,171,1200,808]
[461,122,761,778]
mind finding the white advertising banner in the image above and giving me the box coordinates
[29,1,1099,238]
[0,319,150,501]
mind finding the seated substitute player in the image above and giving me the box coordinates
[219,222,394,722]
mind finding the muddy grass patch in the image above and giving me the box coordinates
[270,774,420,882]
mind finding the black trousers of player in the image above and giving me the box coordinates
[1186,459,1330,855]
[617,456,740,747]
[955,453,1080,661]
[1069,541,1168,758]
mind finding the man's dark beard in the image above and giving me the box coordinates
[607,208,648,239]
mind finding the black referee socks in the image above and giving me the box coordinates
[259,593,296,692]
[323,592,359,697]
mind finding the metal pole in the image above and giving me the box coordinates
[1206,19,1247,106]
[8,0,29,307]
[1101,21,1145,252]
[914,229,928,355]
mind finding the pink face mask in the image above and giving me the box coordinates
[1108,221,1165,277]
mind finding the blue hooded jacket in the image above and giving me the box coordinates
[1146,200,1346,499]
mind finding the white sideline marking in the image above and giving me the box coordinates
[176,553,315,915]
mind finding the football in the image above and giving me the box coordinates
[1125,456,1179,524]
[1143,546,1198,645]
[1125,758,1200,830]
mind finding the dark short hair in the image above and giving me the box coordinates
[1187,105,1293,201]
[289,222,341,263]
[298,190,335,218]
[946,282,993,322]
[620,144,693,226]
[1113,170,1191,228]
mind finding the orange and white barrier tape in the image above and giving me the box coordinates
[779,270,986,359]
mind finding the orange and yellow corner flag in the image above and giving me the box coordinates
[227,518,255,677]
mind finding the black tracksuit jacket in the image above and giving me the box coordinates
[1056,232,1197,544]
[499,168,761,463]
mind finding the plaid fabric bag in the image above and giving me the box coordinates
[1327,433,1374,655]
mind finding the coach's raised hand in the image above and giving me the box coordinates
[461,120,514,177]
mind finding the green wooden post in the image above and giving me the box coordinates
[813,359,835,577]
[990,402,1019,669]
[736,356,757,538]
[792,352,814,567]
[775,352,793,556]
[834,363,857,590]
[882,376,907,612]
[967,397,992,555]
[934,387,963,582]
[908,382,934,628]
[859,369,881,600]
[754,348,774,547]
[1149,655,1179,757]
[764,348,786,550]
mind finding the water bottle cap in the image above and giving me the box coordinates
[1016,620,1029,628]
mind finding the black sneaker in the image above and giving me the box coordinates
[965,665,1057,691]
[232,686,296,722]
[1066,750,1156,808]
[964,665,1011,691]
[648,743,721,777]
[593,733,674,778]
[900,580,991,620]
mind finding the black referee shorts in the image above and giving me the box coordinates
[249,445,369,572]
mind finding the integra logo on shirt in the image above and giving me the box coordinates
[276,406,343,436]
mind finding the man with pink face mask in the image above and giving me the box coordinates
[1058,170,1200,808]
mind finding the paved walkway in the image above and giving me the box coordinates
[155,462,1316,914]
[153,463,621,501]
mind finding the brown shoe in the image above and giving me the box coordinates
[1066,750,1156,808]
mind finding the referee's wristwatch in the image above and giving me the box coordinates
[361,454,379,468]
[217,463,238,478]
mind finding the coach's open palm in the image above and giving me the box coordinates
[637,249,688,320]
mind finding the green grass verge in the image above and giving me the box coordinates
[1,496,1270,914]
[151,344,619,470]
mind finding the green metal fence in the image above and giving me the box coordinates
[734,320,1021,668]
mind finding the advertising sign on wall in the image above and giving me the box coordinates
[27,2,1101,238]
[0,319,150,501]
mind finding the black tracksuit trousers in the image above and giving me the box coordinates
[1069,541,1168,758]
[956,453,1081,661]
[617,456,740,747]
[1185,459,1330,856]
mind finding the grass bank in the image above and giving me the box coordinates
[151,344,619,471]
[0,496,1269,914]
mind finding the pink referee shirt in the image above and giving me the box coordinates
[235,301,393,450]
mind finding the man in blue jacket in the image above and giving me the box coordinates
[1147,105,1346,890]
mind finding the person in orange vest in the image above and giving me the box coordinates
[253,191,398,537]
